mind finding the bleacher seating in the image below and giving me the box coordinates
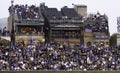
[5,4,111,71]
[84,13,109,33]
[61,7,80,19]
[8,4,42,19]
[44,7,62,19]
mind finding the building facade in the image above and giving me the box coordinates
[74,4,87,17]
[8,4,45,43]
[110,33,120,46]
[8,3,110,47]
[41,5,84,45]
[83,13,110,47]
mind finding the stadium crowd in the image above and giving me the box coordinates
[9,4,40,19]
[84,13,108,33]
[0,27,10,36]
[0,39,120,71]
[5,4,119,71]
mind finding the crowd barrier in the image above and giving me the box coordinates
[1,71,120,73]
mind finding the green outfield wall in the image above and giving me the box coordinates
[0,71,120,73]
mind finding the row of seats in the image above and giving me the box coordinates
[44,6,80,20]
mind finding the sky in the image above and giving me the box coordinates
[0,0,120,35]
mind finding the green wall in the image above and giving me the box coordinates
[1,71,120,73]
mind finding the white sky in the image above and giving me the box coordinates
[0,0,120,35]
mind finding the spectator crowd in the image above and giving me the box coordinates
[0,39,120,71]
[84,13,108,33]
[0,27,10,36]
[9,4,40,19]
[2,4,114,71]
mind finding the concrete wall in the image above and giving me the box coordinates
[15,35,45,42]
[1,36,10,41]
[74,5,87,17]
[8,16,12,32]
[54,38,80,45]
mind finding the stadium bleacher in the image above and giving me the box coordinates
[2,3,113,71]
[0,40,120,71]
[9,4,41,19]
[44,7,62,19]
[61,6,80,19]
[84,13,109,33]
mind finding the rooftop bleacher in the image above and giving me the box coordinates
[42,6,83,26]
[61,6,80,19]
[44,7,62,19]
[8,4,44,20]
[84,13,109,33]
